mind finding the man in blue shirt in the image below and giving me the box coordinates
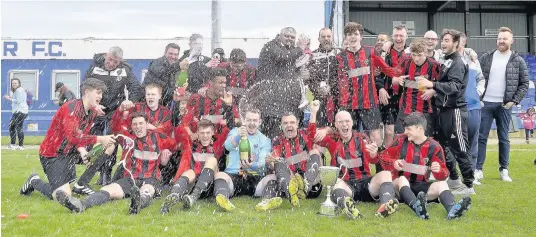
[212,108,272,211]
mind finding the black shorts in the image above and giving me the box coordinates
[115,177,162,198]
[346,176,376,202]
[350,108,382,131]
[380,98,400,125]
[39,155,76,191]
[409,182,439,203]
[228,173,262,197]
[160,150,182,185]
[394,112,435,136]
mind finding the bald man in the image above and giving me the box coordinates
[315,110,399,219]
[423,31,441,61]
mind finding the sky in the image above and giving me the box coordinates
[1,1,325,48]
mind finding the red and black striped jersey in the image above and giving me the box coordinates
[379,134,448,182]
[272,123,317,173]
[317,131,378,181]
[336,46,403,110]
[39,99,97,158]
[111,102,172,137]
[398,58,441,115]
[119,131,176,180]
[181,93,235,133]
[172,126,230,183]
[380,47,408,96]
[218,62,257,119]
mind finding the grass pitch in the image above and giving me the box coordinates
[2,138,536,237]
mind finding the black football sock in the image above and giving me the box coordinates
[213,179,231,198]
[81,190,110,209]
[140,194,153,209]
[171,176,190,198]
[112,165,125,182]
[31,179,52,199]
[191,168,215,198]
[331,188,348,209]
[439,190,456,212]
[77,154,110,186]
[262,180,279,199]
[399,186,417,206]
[275,162,291,195]
[305,154,321,190]
[378,182,396,204]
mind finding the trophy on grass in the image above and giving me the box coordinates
[318,165,347,217]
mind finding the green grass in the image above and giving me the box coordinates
[2,139,536,237]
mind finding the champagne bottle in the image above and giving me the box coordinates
[86,144,104,162]
[176,71,188,87]
[239,136,251,162]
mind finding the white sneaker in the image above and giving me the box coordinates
[7,144,18,150]
[17,146,25,150]
[474,170,484,180]
[473,179,481,185]
[447,178,464,190]
[500,169,512,182]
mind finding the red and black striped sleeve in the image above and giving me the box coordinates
[172,140,193,184]
[155,108,173,136]
[63,105,97,147]
[180,94,201,131]
[372,54,404,78]
[272,137,283,158]
[379,134,405,172]
[213,126,230,159]
[305,122,317,151]
[430,140,449,181]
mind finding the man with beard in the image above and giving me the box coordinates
[161,119,229,213]
[179,34,220,93]
[20,79,116,204]
[477,27,529,183]
[255,27,304,138]
[143,43,188,107]
[73,83,173,195]
[417,29,475,195]
[84,46,143,185]
[212,108,271,211]
[336,22,403,146]
[306,28,339,128]
[56,112,176,214]
[218,48,257,121]
[392,38,440,136]
[315,110,399,219]
[377,25,409,147]
[380,112,471,220]
[254,101,322,211]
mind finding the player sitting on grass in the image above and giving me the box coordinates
[316,110,400,219]
[212,108,272,211]
[380,112,471,220]
[20,79,116,203]
[255,101,323,211]
[55,112,176,214]
[161,119,229,214]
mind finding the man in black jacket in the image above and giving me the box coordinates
[179,34,219,93]
[83,46,143,184]
[143,43,186,107]
[476,27,529,182]
[416,29,475,195]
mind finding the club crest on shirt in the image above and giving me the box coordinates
[424,157,429,165]
[363,59,370,66]
[443,59,453,69]
[116,69,123,81]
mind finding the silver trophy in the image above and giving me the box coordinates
[318,165,347,217]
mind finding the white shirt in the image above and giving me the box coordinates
[483,50,512,102]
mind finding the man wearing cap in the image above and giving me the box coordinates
[54,82,77,106]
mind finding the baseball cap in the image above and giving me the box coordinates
[55,82,64,92]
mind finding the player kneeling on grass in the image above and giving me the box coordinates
[55,112,176,214]
[316,110,399,219]
[380,112,471,220]
[20,79,116,202]
[255,101,324,211]
[213,108,272,211]
[161,119,230,213]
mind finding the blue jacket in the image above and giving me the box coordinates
[224,128,272,175]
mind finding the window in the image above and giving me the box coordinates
[141,69,148,83]
[9,70,39,100]
[51,70,80,99]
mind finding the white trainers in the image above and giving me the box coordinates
[474,170,484,180]
[7,144,18,150]
[500,169,512,182]
[447,178,464,190]
[473,179,481,185]
[17,146,25,150]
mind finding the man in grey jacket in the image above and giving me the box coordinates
[477,27,529,182]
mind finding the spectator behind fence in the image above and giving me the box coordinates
[54,82,77,107]
[477,27,529,182]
